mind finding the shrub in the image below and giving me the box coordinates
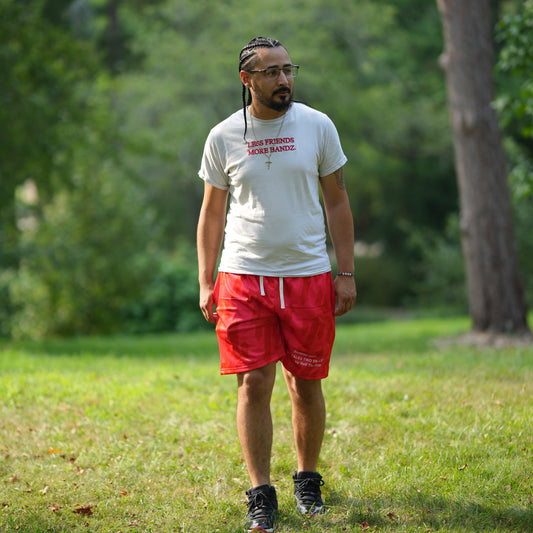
[353,254,410,307]
[514,197,533,308]
[7,165,158,338]
[408,214,468,312]
[123,242,208,334]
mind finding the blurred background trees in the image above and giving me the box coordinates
[0,0,531,338]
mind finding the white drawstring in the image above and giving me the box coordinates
[258,276,285,309]
[279,277,285,309]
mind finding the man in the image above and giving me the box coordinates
[197,36,356,532]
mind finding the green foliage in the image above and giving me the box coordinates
[4,180,207,338]
[495,0,533,198]
[497,0,533,125]
[494,1,533,308]
[0,269,15,337]
[514,196,533,307]
[7,164,159,338]
[354,254,410,307]
[407,215,468,312]
[0,0,100,261]
[407,204,533,312]
[124,242,208,334]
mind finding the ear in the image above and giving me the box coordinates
[240,70,253,89]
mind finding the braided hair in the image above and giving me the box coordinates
[239,37,284,141]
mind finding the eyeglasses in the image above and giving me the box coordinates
[247,65,300,79]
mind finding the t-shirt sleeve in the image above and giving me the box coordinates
[198,129,230,190]
[318,116,348,178]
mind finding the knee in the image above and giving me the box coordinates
[238,365,276,402]
[287,374,323,404]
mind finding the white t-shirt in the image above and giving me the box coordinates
[198,102,347,276]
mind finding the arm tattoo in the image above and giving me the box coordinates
[334,168,346,191]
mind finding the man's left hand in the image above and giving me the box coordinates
[333,276,357,316]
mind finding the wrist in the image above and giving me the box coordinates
[199,277,215,289]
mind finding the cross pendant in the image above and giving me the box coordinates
[266,160,272,170]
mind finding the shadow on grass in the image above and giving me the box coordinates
[322,490,533,531]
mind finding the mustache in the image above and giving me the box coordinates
[274,86,291,95]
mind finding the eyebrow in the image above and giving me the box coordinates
[265,63,293,69]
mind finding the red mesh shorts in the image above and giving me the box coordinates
[214,272,336,379]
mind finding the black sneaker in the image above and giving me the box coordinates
[245,484,278,532]
[293,471,325,515]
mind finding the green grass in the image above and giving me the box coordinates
[1,316,532,532]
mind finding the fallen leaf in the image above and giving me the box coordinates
[360,522,370,530]
[458,464,468,471]
[50,505,61,512]
[120,490,128,496]
[48,448,61,455]
[39,486,49,494]
[73,504,95,516]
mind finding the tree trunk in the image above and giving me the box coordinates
[436,0,529,333]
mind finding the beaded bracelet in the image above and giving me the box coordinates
[337,272,355,277]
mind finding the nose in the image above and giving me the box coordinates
[278,70,289,84]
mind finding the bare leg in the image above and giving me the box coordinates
[237,362,277,487]
[283,368,325,472]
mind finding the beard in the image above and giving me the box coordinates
[255,86,293,112]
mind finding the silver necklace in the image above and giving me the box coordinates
[250,109,287,170]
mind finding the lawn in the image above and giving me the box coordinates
[1,316,532,532]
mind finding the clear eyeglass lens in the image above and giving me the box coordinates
[264,66,298,78]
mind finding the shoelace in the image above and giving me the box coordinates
[247,492,275,519]
[295,477,324,503]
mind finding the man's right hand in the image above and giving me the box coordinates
[199,285,217,323]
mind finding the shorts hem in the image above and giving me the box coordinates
[219,354,284,375]
[281,357,330,380]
